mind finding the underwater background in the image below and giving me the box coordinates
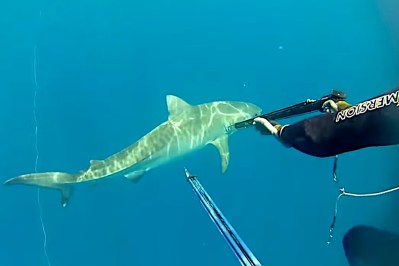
[1,0,399,265]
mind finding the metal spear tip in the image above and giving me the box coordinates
[184,167,195,179]
[184,167,191,178]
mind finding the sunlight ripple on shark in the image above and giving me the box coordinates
[4,95,261,207]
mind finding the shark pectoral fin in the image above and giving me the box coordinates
[124,171,146,183]
[60,185,73,208]
[210,136,230,173]
[166,95,192,119]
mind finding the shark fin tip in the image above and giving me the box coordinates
[61,185,73,208]
[167,95,191,119]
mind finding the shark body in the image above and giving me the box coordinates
[5,95,261,206]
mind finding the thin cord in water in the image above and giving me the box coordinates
[33,42,52,266]
[339,186,399,198]
[327,155,399,245]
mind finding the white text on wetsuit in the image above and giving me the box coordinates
[335,90,399,122]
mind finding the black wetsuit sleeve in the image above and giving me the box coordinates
[279,89,399,157]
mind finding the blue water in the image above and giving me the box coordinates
[1,0,399,265]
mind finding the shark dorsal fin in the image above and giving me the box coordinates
[210,135,230,173]
[166,95,191,119]
[90,160,104,169]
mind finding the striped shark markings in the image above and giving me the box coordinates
[4,95,261,207]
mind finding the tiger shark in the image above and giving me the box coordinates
[4,95,261,207]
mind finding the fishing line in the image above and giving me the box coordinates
[327,155,399,245]
[33,6,52,266]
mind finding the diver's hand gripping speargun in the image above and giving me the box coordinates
[232,89,347,130]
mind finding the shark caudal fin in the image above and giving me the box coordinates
[4,172,76,207]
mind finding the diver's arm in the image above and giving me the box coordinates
[255,89,399,157]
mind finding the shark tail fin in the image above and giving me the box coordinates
[4,172,76,207]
